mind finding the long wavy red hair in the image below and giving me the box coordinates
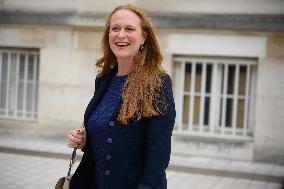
[96,4,166,124]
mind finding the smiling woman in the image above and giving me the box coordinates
[108,9,146,64]
[66,4,176,189]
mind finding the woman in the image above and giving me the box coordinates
[67,4,176,189]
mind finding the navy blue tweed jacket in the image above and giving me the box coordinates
[70,68,176,189]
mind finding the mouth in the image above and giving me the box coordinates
[115,42,130,47]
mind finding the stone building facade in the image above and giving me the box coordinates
[0,0,284,163]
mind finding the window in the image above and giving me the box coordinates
[0,48,40,120]
[173,56,257,140]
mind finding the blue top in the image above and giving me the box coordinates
[87,75,127,186]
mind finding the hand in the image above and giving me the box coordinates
[67,128,86,149]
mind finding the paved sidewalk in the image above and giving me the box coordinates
[0,134,283,189]
[0,152,283,189]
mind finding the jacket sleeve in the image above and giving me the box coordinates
[81,75,102,152]
[138,74,176,189]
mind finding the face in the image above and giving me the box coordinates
[109,9,146,62]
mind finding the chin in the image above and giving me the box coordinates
[115,53,132,59]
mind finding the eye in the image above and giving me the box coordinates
[111,26,120,32]
[126,27,135,32]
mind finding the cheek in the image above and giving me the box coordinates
[109,33,114,44]
[108,34,115,50]
[135,34,146,46]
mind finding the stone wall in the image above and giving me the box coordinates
[1,0,284,163]
[0,25,101,130]
[1,0,284,14]
[254,34,284,163]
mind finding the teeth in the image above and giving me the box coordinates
[116,42,129,45]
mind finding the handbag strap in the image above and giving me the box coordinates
[67,148,77,177]
[66,124,84,177]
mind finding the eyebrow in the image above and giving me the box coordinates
[110,24,136,28]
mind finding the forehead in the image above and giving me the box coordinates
[110,9,141,27]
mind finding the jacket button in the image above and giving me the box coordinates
[105,170,111,176]
[106,154,111,160]
[107,138,112,144]
[109,121,115,127]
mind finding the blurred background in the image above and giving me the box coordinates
[0,0,284,189]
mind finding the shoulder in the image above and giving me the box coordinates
[94,68,117,90]
[157,73,175,113]
[159,73,173,93]
[94,75,103,91]
[160,72,172,83]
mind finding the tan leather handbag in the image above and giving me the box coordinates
[55,149,76,189]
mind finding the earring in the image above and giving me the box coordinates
[139,44,144,53]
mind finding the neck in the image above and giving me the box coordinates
[116,57,134,76]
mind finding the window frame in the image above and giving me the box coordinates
[173,56,257,141]
[0,48,40,121]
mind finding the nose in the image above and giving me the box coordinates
[117,29,126,38]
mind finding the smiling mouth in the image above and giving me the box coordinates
[115,42,130,47]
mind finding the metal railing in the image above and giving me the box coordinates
[0,48,39,121]
[173,56,257,141]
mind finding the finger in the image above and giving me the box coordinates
[77,128,86,135]
[67,140,75,148]
[67,140,81,148]
[69,131,85,140]
[67,141,83,149]
[70,132,84,141]
[70,129,81,136]
[68,133,84,143]
[72,129,85,138]
[68,136,83,146]
[66,128,86,148]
